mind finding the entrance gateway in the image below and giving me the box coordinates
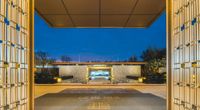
[0,0,199,110]
[88,66,112,84]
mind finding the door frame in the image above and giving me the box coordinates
[166,0,172,110]
[29,0,35,110]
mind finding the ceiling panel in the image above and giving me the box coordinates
[101,0,137,14]
[44,15,74,27]
[133,0,165,14]
[71,15,99,27]
[63,0,99,14]
[101,15,129,27]
[35,0,66,14]
[67,10,99,15]
[126,15,156,27]
[35,0,166,28]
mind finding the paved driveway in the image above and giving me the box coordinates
[35,89,166,110]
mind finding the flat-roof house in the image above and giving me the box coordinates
[52,62,146,84]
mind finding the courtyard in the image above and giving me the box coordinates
[35,84,166,110]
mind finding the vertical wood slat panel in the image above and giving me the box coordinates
[0,0,30,109]
[171,0,199,110]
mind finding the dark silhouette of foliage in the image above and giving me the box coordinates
[60,55,72,62]
[128,55,138,62]
[141,47,166,84]
[141,47,166,61]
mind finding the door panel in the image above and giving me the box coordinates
[0,0,30,109]
[171,0,199,109]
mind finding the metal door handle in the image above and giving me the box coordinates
[186,83,190,87]
[192,105,197,110]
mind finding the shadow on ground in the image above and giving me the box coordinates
[35,89,166,110]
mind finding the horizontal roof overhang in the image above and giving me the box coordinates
[52,62,147,65]
[35,0,166,28]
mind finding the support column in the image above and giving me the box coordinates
[167,0,172,110]
[28,0,34,110]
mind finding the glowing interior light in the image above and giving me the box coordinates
[89,70,110,80]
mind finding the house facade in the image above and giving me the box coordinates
[53,62,146,84]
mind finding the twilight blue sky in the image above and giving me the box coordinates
[35,12,166,61]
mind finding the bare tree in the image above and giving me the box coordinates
[35,51,55,72]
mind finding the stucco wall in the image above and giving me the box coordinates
[58,65,87,83]
[112,65,141,82]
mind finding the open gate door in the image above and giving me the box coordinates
[0,0,34,110]
[168,0,200,110]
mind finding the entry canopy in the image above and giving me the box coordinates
[35,0,165,28]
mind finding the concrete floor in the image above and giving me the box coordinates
[34,84,166,98]
[35,89,166,110]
